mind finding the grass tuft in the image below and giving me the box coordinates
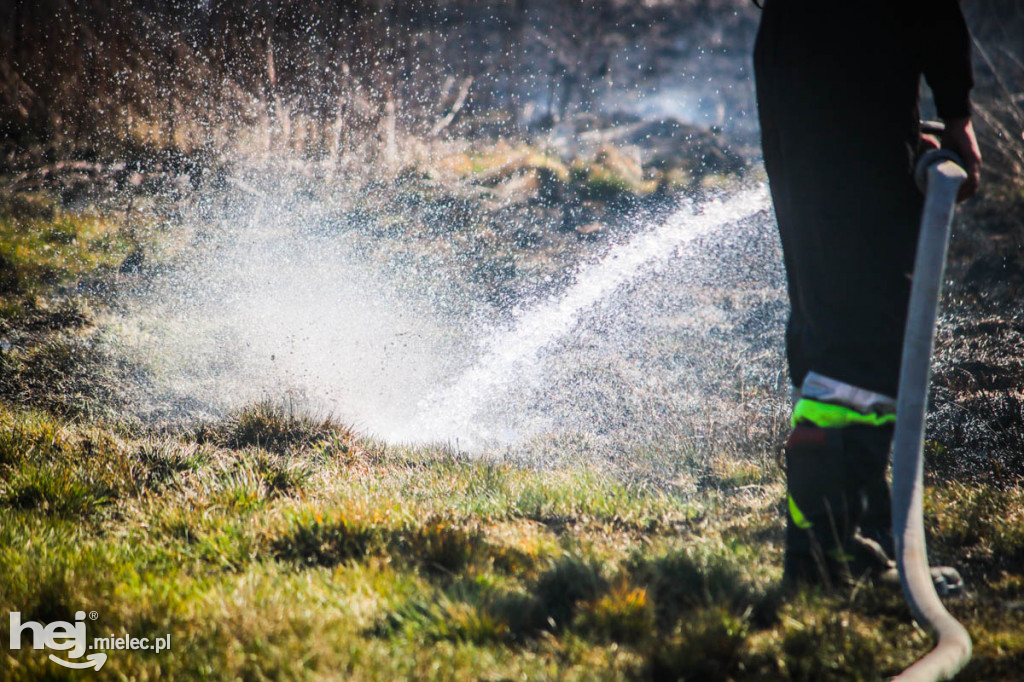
[0,208,131,294]
[628,548,760,632]
[373,590,511,644]
[197,400,353,456]
[780,605,883,681]
[2,459,114,516]
[271,508,381,567]
[0,408,66,467]
[642,608,750,682]
[392,519,490,577]
[530,554,610,632]
[574,578,655,645]
[927,482,1024,574]
[132,438,211,490]
[391,517,534,577]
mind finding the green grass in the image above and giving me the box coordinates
[2,397,1022,680]
[0,198,132,295]
[1,197,1023,680]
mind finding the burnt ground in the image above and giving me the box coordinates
[929,190,1024,483]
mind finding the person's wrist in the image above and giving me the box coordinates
[938,115,981,201]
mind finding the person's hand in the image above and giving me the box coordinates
[918,132,940,155]
[941,117,981,202]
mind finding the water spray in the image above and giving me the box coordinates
[128,176,776,452]
[405,187,770,445]
[890,146,971,681]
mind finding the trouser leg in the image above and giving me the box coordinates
[754,0,923,398]
[754,2,924,584]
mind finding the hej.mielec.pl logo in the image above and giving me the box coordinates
[9,610,172,671]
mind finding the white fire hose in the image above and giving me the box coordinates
[890,145,971,681]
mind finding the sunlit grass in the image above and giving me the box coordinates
[1,198,1023,679]
[2,394,1022,679]
[2,387,1024,675]
[0,206,132,293]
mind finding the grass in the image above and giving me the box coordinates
[0,197,132,296]
[194,400,354,456]
[1,392,1022,679]
[1,195,1023,680]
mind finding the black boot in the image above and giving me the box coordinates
[783,424,964,595]
[844,424,896,557]
[783,425,863,590]
[845,425,964,595]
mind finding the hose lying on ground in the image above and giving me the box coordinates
[890,148,971,682]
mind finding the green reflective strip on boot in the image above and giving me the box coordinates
[788,494,813,530]
[791,398,897,429]
[827,548,856,563]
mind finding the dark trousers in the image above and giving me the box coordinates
[754,0,925,398]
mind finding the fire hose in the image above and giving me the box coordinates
[890,143,971,681]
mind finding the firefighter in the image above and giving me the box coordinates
[752,0,982,588]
